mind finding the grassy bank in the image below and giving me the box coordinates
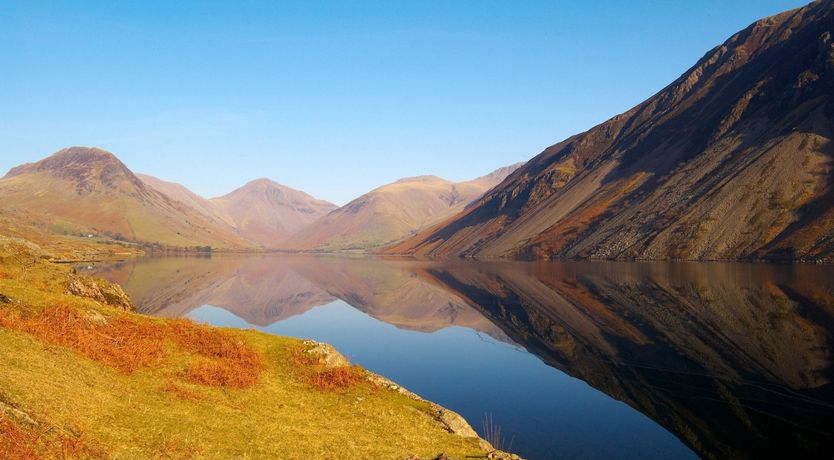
[0,237,498,459]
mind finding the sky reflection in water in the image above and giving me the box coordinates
[89,255,834,460]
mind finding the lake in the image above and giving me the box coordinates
[84,255,834,460]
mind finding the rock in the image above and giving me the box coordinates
[431,405,479,438]
[67,274,133,310]
[302,340,350,368]
[0,401,37,426]
[487,451,523,460]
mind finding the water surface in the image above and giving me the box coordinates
[87,255,834,460]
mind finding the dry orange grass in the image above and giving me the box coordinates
[0,306,264,388]
[160,382,205,402]
[290,346,367,392]
[0,418,40,460]
[0,305,166,373]
[0,416,99,460]
[306,367,367,392]
[169,319,265,388]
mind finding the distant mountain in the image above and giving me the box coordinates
[0,147,249,249]
[285,163,522,251]
[136,174,232,228]
[209,178,337,248]
[388,1,834,261]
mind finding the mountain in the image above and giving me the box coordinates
[0,147,249,249]
[209,178,337,248]
[136,174,232,229]
[285,163,522,251]
[388,1,834,261]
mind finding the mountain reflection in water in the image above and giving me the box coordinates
[88,255,834,460]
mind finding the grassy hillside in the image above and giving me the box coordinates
[0,148,251,251]
[0,237,502,459]
[286,164,521,252]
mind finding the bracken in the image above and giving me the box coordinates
[0,306,265,388]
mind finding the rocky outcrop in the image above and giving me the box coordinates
[67,274,134,310]
[0,400,37,426]
[301,339,351,368]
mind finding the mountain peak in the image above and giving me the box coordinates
[243,178,282,189]
[0,148,250,248]
[4,147,142,195]
[387,0,834,261]
[393,175,448,185]
[209,178,337,247]
[6,147,125,178]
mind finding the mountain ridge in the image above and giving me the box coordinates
[387,0,834,261]
[0,147,251,249]
[208,178,338,247]
[284,163,523,251]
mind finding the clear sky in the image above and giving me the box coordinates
[1,0,807,205]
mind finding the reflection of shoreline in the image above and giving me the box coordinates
[90,255,510,340]
[420,261,834,460]
[91,255,834,459]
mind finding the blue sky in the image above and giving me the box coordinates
[1,0,806,204]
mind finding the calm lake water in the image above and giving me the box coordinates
[85,255,834,460]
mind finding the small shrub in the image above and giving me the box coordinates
[170,319,265,388]
[290,346,366,392]
[306,366,366,392]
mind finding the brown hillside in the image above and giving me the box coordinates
[388,1,834,261]
[285,164,522,251]
[209,179,337,248]
[0,147,250,249]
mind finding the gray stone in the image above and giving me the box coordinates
[302,339,350,368]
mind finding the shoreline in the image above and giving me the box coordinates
[0,235,521,459]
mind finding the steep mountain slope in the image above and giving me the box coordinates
[389,1,834,261]
[285,164,521,251]
[0,147,249,249]
[209,179,337,248]
[136,174,232,229]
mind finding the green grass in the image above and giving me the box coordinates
[0,237,490,459]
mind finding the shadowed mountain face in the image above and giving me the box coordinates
[0,148,249,249]
[389,1,834,261]
[208,179,337,248]
[284,164,522,251]
[420,261,834,459]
